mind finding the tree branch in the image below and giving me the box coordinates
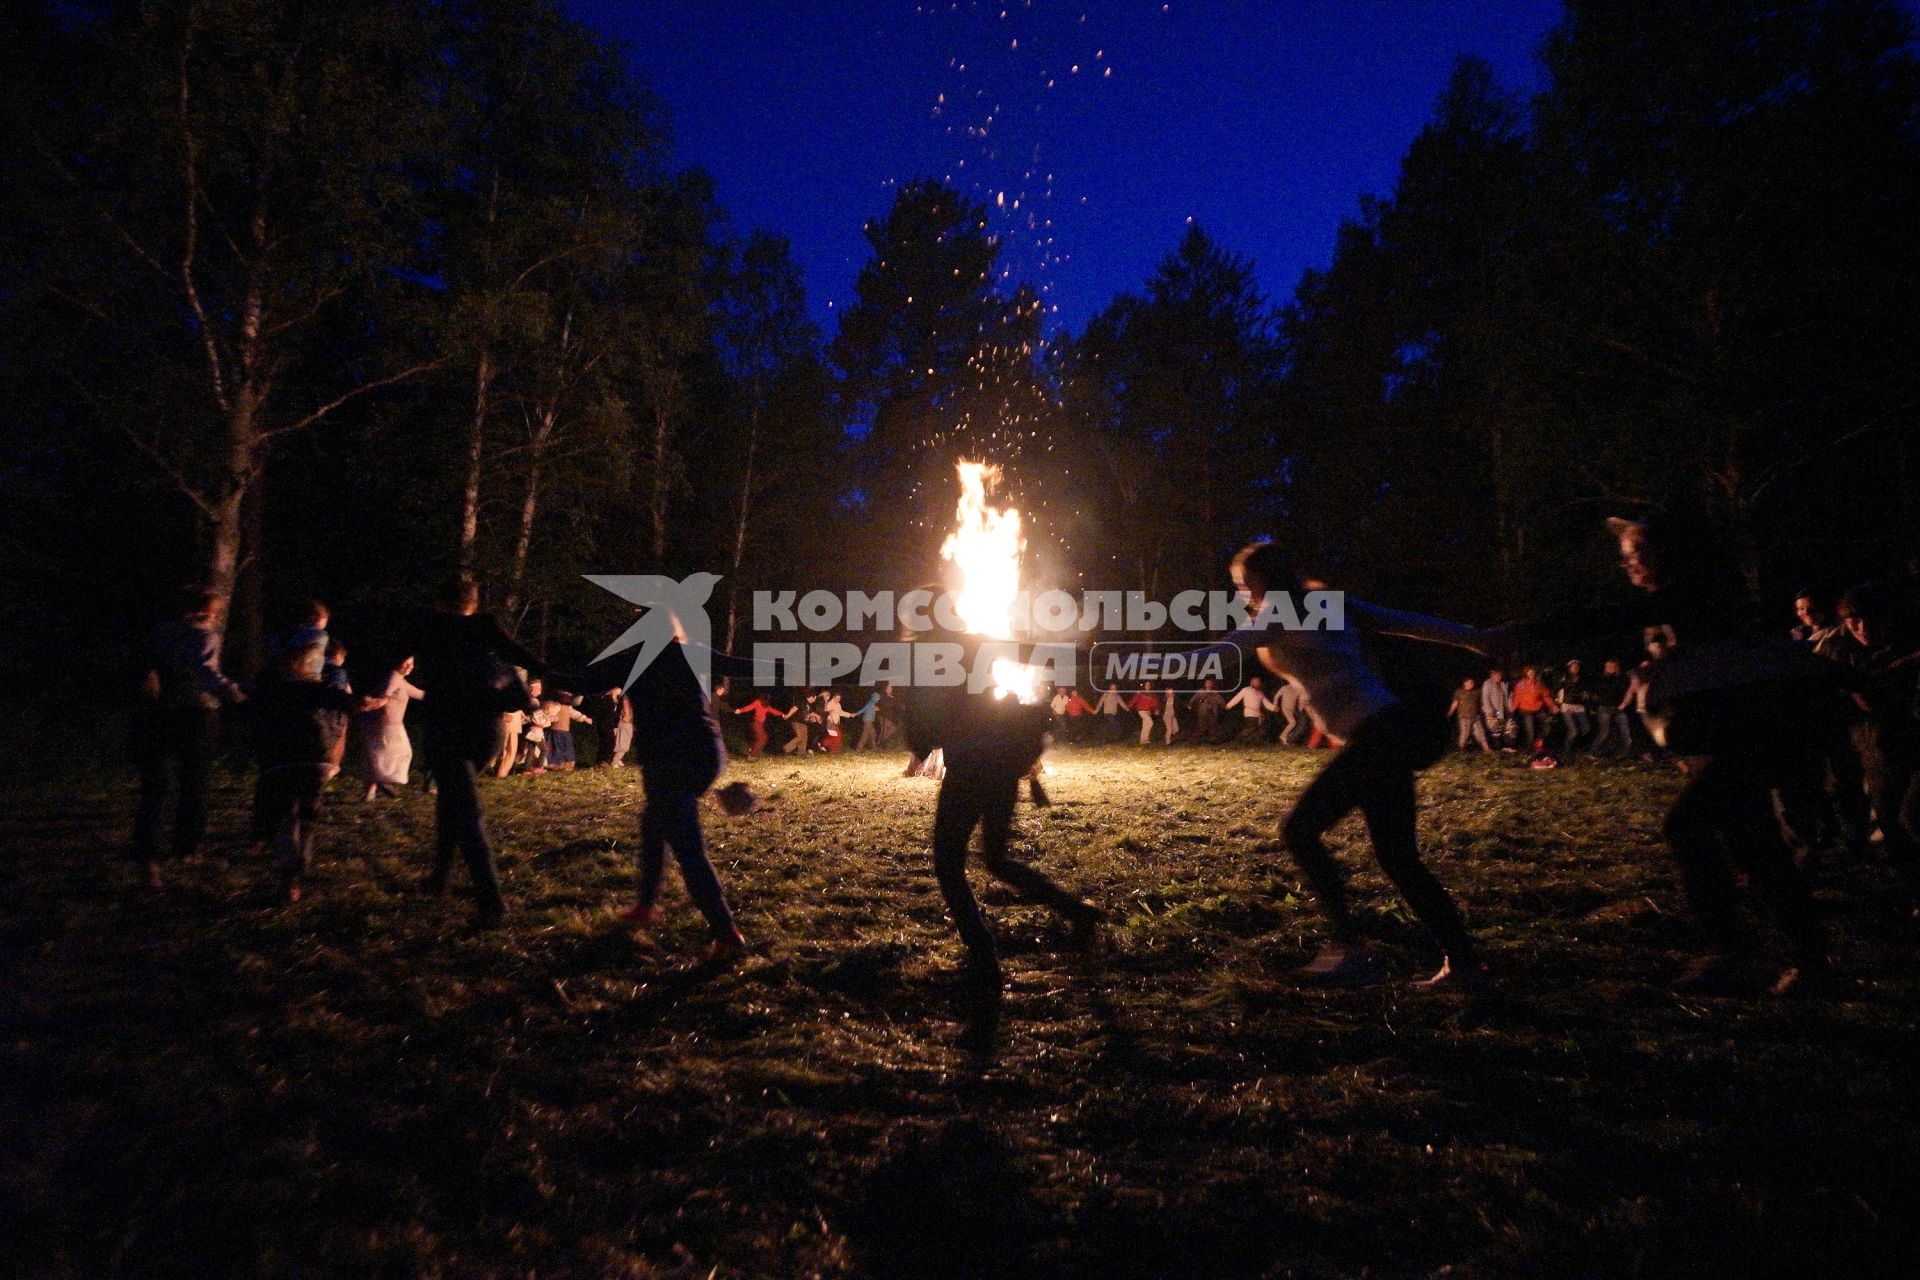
[31,139,172,280]
[176,15,230,414]
[261,359,445,440]
[65,371,218,520]
[1746,401,1919,507]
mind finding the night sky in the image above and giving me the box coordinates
[564,0,1564,333]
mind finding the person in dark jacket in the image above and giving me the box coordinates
[250,639,385,903]
[593,618,758,963]
[132,587,245,886]
[903,629,1101,986]
[404,575,578,929]
[1574,514,1839,995]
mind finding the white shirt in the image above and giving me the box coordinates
[1224,685,1274,718]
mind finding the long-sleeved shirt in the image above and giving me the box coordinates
[146,619,243,709]
[1196,600,1492,741]
[1511,678,1558,714]
[734,698,779,724]
[1126,691,1162,715]
[1224,685,1274,718]
[1480,678,1512,722]
[1095,689,1125,715]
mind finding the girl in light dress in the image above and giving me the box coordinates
[361,656,425,801]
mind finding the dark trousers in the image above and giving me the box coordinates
[1662,698,1829,966]
[423,718,506,916]
[592,694,623,766]
[132,706,219,862]
[257,763,327,878]
[933,761,1088,957]
[638,764,736,938]
[1281,704,1475,963]
[1590,710,1632,756]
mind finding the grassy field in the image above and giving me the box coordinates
[4,743,1918,1278]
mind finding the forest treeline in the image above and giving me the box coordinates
[3,0,1917,695]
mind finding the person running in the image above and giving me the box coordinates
[1197,542,1497,989]
[131,587,245,886]
[1564,514,1841,994]
[404,575,579,929]
[902,631,1101,987]
[1449,676,1492,752]
[732,693,782,760]
[594,627,755,964]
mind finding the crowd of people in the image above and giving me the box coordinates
[129,517,1920,999]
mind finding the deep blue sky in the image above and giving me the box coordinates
[566,0,1565,333]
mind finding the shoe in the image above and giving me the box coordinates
[617,903,660,927]
[283,876,303,906]
[705,929,748,964]
[1672,952,1755,997]
[470,905,505,932]
[143,861,165,890]
[1416,957,1499,993]
[1291,942,1385,987]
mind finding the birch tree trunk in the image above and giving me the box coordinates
[723,402,761,650]
[648,403,673,570]
[460,349,493,571]
[503,406,554,624]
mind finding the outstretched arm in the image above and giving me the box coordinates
[1350,601,1495,654]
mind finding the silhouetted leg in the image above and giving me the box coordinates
[974,769,1089,919]
[1359,764,1475,963]
[933,771,997,955]
[1281,748,1367,943]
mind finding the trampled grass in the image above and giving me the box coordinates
[4,744,1918,1277]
